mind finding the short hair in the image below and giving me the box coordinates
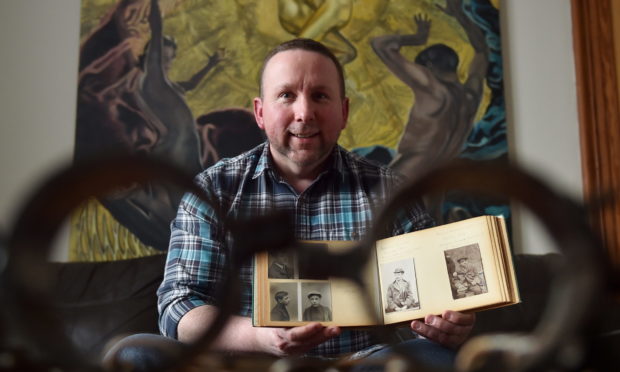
[275,291,288,301]
[415,44,459,73]
[258,38,345,98]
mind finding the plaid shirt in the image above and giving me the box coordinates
[157,142,433,358]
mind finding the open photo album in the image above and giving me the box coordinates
[252,215,520,327]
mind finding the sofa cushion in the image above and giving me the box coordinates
[50,254,166,357]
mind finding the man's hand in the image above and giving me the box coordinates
[410,310,475,349]
[257,322,341,357]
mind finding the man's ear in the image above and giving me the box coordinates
[253,97,265,130]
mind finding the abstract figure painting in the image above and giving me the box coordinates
[72,0,507,260]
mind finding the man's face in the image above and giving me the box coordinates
[395,272,404,281]
[281,295,290,305]
[253,49,349,174]
[309,295,321,307]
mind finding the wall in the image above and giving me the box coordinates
[0,0,581,261]
[502,0,582,255]
[0,0,80,261]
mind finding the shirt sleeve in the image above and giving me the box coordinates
[156,177,227,339]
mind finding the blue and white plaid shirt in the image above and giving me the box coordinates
[157,142,433,358]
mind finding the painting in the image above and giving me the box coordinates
[71,0,508,261]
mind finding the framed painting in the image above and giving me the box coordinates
[71,0,508,260]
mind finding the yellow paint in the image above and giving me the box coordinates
[73,0,499,260]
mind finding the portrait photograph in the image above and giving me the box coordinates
[268,249,296,279]
[301,282,333,322]
[269,282,299,322]
[381,259,420,313]
[444,243,488,299]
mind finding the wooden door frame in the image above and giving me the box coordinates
[571,0,620,267]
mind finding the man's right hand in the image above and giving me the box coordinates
[257,323,341,357]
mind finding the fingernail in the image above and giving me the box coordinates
[412,321,421,331]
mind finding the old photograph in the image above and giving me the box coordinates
[381,259,420,313]
[301,283,333,321]
[269,282,299,322]
[268,249,295,279]
[444,244,488,299]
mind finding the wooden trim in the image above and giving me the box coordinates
[571,0,620,267]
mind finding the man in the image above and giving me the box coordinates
[385,267,418,313]
[157,38,475,362]
[454,257,485,296]
[302,292,332,321]
[271,291,291,321]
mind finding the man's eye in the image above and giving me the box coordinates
[314,93,329,100]
[279,92,293,99]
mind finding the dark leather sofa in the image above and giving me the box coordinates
[39,252,620,370]
[48,253,562,355]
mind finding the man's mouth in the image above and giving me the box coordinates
[290,132,317,139]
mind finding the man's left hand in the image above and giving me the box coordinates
[410,310,475,349]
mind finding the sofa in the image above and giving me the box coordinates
[20,252,611,370]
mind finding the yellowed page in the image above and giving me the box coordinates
[496,216,521,303]
[328,242,383,326]
[485,216,508,301]
[376,216,507,325]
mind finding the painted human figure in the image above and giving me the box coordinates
[76,0,205,250]
[385,267,418,312]
[278,0,356,64]
[370,0,488,180]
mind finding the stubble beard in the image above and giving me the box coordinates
[271,139,332,170]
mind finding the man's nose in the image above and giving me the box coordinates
[294,95,315,122]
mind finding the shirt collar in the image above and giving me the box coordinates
[251,142,272,180]
[251,142,345,182]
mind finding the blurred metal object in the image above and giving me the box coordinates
[2,154,229,371]
[1,154,614,371]
[368,159,609,372]
[1,153,296,372]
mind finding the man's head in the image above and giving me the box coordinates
[458,257,468,264]
[253,38,349,177]
[275,291,290,305]
[394,267,404,280]
[308,292,322,307]
[258,38,346,99]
